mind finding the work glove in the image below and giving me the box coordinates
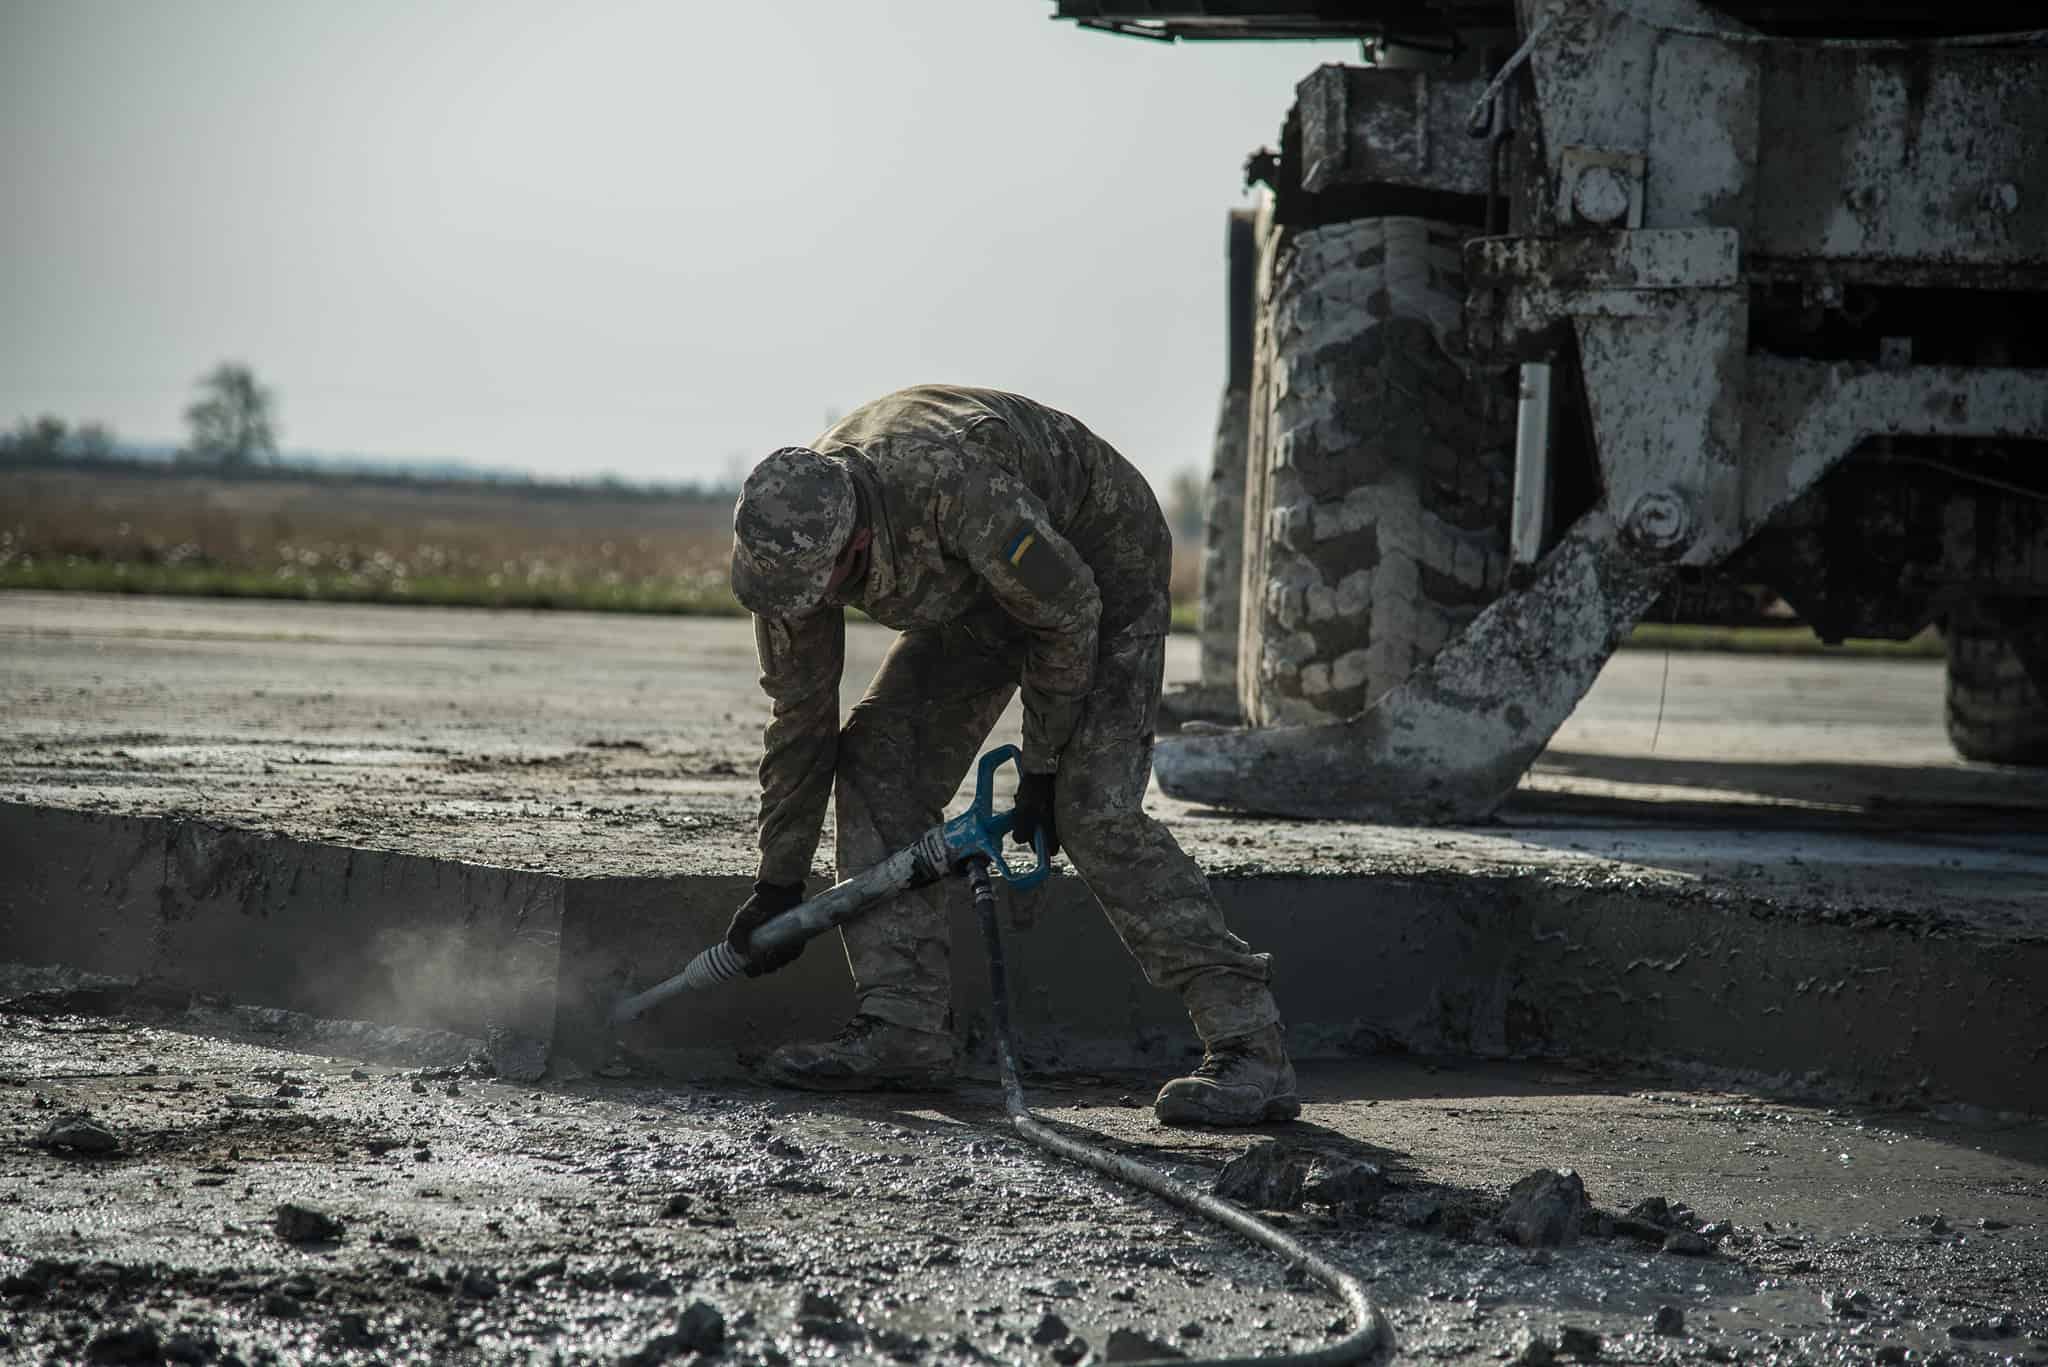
[1010,770,1061,861]
[726,880,805,977]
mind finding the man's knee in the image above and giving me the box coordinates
[1053,736,1150,818]
[837,702,908,773]
[834,719,910,852]
[1054,798,1155,869]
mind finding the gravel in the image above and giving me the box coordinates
[3,989,2043,1366]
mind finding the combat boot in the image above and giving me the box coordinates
[755,1015,956,1092]
[1153,1023,1300,1126]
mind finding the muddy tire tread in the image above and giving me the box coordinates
[1946,620,2048,765]
[1241,215,1514,725]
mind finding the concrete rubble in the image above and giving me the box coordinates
[1498,1169,1590,1249]
[271,1202,345,1245]
[4,976,2045,1364]
[1213,1140,1384,1216]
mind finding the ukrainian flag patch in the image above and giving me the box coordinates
[999,519,1070,599]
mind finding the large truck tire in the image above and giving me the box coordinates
[1239,215,1514,728]
[1195,209,1260,694]
[1946,615,2048,765]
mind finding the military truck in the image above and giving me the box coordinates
[1053,0,2048,819]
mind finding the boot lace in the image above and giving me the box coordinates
[1190,1037,1255,1080]
[831,1015,887,1045]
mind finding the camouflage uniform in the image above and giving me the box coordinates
[748,385,1281,1047]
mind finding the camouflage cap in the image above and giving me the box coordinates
[730,445,858,616]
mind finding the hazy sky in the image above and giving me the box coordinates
[2,1,1355,490]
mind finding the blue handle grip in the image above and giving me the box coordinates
[940,745,1051,890]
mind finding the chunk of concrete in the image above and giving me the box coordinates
[35,1112,119,1155]
[1215,1139,1384,1214]
[273,1203,345,1244]
[1501,1168,1589,1247]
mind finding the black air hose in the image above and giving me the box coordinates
[965,858,1393,1367]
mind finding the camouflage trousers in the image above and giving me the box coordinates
[833,614,1281,1044]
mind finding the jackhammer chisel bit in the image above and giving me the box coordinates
[608,745,1050,1027]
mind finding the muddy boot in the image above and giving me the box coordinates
[754,1015,956,1092]
[1153,1024,1300,1126]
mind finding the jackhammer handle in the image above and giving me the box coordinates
[962,745,1051,890]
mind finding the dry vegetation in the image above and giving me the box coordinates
[1,467,744,613]
[0,467,1933,654]
[1,466,1208,623]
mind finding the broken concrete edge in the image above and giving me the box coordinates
[3,799,2042,1115]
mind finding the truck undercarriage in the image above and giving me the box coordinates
[1057,0,2048,818]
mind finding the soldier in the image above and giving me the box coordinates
[726,385,1295,1126]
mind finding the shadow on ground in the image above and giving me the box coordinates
[1517,749,2048,832]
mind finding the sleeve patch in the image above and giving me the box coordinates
[1001,520,1072,599]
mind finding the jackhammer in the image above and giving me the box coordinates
[610,746,1392,1366]
[609,746,1052,1026]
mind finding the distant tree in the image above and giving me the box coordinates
[0,414,72,463]
[182,362,278,467]
[72,421,116,461]
[723,450,752,490]
[1165,466,1208,544]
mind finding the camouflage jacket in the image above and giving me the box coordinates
[751,385,1171,885]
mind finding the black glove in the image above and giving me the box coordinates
[1010,770,1060,861]
[726,880,805,977]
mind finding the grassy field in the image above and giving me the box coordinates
[1,466,745,614]
[1,465,1206,619]
[0,465,1937,657]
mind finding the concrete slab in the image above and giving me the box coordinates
[3,592,2045,1111]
